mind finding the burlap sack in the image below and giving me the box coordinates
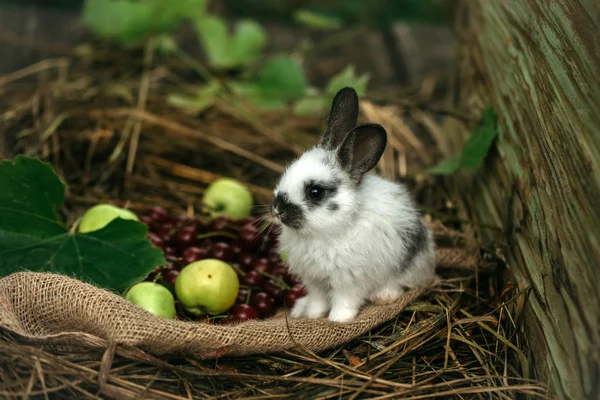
[0,218,476,359]
[0,270,441,359]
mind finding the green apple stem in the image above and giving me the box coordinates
[69,216,83,234]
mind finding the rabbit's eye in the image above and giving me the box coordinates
[307,185,325,200]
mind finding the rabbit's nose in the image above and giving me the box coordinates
[273,193,289,212]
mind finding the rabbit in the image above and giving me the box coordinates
[269,87,437,323]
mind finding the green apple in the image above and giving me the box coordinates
[78,203,139,233]
[175,258,239,315]
[125,281,177,319]
[202,178,253,220]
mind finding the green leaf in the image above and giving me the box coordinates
[195,16,267,69]
[326,65,370,96]
[293,96,328,116]
[167,80,222,114]
[228,82,288,110]
[194,15,232,68]
[83,0,149,46]
[460,106,499,170]
[255,55,308,101]
[427,106,499,175]
[426,154,461,175]
[82,0,205,47]
[293,9,343,30]
[291,66,369,117]
[228,20,268,66]
[0,156,166,294]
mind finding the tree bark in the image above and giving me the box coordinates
[444,1,600,399]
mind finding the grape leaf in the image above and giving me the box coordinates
[0,156,166,294]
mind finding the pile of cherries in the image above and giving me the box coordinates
[139,206,306,323]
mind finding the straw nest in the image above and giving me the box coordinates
[0,40,552,399]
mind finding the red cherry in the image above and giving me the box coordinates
[149,206,170,222]
[250,292,275,318]
[229,304,259,321]
[163,269,179,286]
[236,288,250,304]
[284,284,307,308]
[210,242,232,261]
[239,224,261,251]
[208,216,233,232]
[174,227,196,249]
[147,232,164,249]
[250,291,270,303]
[270,264,289,278]
[140,215,155,227]
[164,246,177,257]
[252,258,270,273]
[266,247,282,264]
[264,279,284,298]
[231,243,243,258]
[182,246,209,264]
[237,253,255,271]
[157,220,176,233]
[198,238,214,251]
[242,270,265,287]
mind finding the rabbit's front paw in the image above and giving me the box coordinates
[328,306,359,323]
[290,292,328,319]
[290,296,309,318]
[305,296,328,319]
[369,285,405,305]
[328,291,362,322]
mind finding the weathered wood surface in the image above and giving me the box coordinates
[445,1,600,399]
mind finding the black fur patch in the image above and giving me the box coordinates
[272,193,304,229]
[327,202,339,212]
[397,219,428,272]
[304,179,340,210]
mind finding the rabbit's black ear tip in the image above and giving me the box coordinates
[338,87,357,96]
[333,87,358,103]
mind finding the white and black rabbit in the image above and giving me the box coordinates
[270,87,436,323]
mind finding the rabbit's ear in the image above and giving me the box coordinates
[319,87,359,150]
[337,123,387,184]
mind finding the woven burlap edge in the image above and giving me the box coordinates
[0,271,440,359]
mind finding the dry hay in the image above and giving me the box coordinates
[0,41,553,399]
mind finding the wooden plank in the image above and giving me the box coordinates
[443,1,600,399]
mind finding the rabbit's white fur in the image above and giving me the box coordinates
[274,150,436,323]
[271,87,436,323]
